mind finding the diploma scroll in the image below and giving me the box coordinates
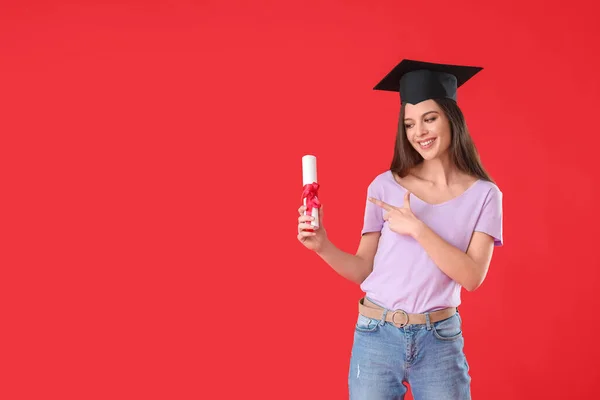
[302,155,321,229]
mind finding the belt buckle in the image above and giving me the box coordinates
[391,309,409,328]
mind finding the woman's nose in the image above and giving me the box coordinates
[416,122,428,136]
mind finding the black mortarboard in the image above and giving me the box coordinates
[373,59,483,104]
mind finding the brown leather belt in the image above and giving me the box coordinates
[358,297,457,328]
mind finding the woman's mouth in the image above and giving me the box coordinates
[418,138,437,150]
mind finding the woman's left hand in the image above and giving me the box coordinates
[368,192,424,238]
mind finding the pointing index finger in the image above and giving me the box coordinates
[368,197,395,212]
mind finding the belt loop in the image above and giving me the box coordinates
[425,312,432,331]
[379,308,388,326]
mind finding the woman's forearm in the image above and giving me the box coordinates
[315,240,372,284]
[413,223,483,291]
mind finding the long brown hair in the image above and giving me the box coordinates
[390,97,494,183]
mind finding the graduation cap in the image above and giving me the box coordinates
[373,59,483,104]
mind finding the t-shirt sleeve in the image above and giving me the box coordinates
[361,180,385,235]
[474,186,503,246]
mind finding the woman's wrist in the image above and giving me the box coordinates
[316,237,333,256]
[411,220,427,240]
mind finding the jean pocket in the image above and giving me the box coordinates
[355,314,380,333]
[432,313,463,341]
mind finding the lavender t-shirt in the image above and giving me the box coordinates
[360,170,503,314]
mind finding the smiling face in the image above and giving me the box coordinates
[403,99,452,161]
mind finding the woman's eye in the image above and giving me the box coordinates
[404,124,414,129]
[425,117,436,123]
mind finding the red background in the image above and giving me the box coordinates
[2,1,599,399]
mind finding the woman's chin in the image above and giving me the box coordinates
[415,148,438,160]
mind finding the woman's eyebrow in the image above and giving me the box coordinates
[404,110,438,121]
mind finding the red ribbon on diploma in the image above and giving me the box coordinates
[302,182,322,215]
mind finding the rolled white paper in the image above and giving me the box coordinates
[302,155,320,228]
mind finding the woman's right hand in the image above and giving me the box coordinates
[297,204,328,253]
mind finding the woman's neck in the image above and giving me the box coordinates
[412,154,460,186]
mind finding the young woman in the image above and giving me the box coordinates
[297,59,503,400]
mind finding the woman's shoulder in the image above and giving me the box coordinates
[474,178,502,196]
[368,169,395,186]
[364,170,396,196]
[469,178,503,210]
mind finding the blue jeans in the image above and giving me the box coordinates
[348,300,471,399]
